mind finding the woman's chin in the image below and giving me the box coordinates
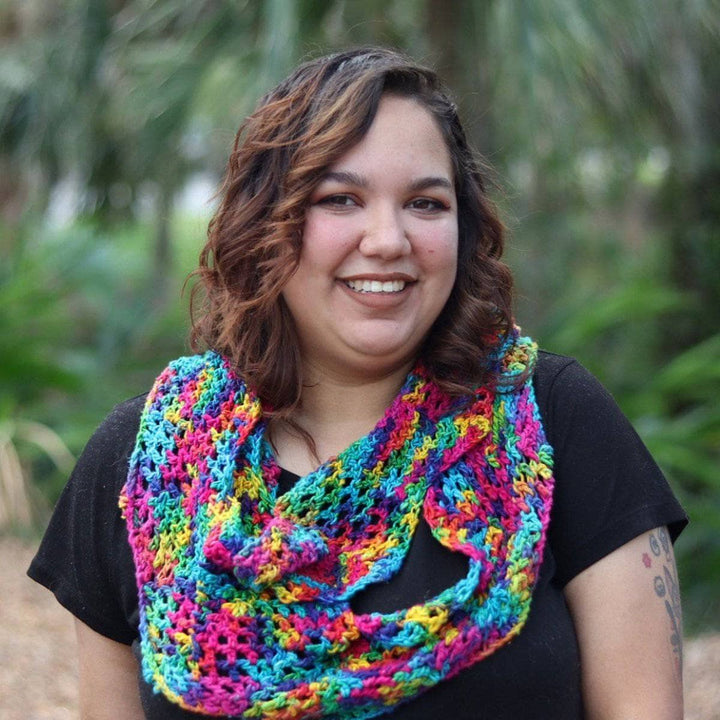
[336,338,421,377]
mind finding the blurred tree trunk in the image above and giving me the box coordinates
[153,182,174,303]
[425,0,495,156]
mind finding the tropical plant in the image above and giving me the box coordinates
[0,418,75,530]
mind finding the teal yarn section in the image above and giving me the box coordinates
[120,329,555,718]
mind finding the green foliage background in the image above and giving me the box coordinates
[1,0,718,630]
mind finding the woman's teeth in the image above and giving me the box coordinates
[345,279,406,293]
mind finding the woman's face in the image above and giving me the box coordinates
[282,94,458,379]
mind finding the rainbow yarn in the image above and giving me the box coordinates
[120,330,554,718]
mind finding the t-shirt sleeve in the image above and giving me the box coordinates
[27,395,146,644]
[534,353,688,587]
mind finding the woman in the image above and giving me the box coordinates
[29,47,687,719]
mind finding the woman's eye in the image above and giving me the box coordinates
[409,198,447,212]
[318,194,356,207]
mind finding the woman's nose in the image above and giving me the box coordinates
[358,206,411,258]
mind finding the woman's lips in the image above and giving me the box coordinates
[344,279,407,293]
[335,276,415,308]
[339,272,416,296]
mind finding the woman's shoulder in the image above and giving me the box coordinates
[83,393,148,459]
[107,393,147,427]
[532,349,607,417]
[534,349,589,388]
[532,349,687,584]
[531,348,638,456]
[56,393,149,503]
[84,351,237,459]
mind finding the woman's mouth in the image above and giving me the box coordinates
[344,279,407,293]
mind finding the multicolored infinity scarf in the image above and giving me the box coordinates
[121,330,554,718]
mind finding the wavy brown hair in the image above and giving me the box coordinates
[190,47,513,412]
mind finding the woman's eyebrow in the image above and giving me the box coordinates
[320,170,368,187]
[319,171,453,192]
[407,176,453,192]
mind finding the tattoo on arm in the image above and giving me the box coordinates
[644,528,683,678]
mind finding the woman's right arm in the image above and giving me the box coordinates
[75,619,144,720]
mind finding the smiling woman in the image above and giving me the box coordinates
[189,49,511,419]
[281,95,458,389]
[28,47,687,720]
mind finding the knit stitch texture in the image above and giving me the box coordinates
[120,329,554,718]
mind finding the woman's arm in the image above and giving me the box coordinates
[564,526,683,719]
[75,619,144,720]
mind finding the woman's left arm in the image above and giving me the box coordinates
[564,526,683,720]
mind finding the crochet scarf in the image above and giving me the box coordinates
[121,330,554,719]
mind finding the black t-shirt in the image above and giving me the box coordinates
[28,352,687,719]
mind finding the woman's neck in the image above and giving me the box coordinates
[272,360,413,476]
